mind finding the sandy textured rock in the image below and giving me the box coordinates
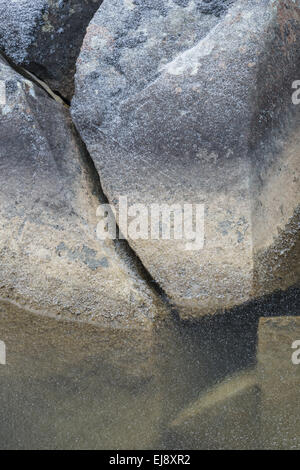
[0,55,165,333]
[0,0,103,100]
[258,316,300,449]
[72,0,300,318]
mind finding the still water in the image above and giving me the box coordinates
[0,291,299,450]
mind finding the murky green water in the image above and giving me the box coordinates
[0,291,299,450]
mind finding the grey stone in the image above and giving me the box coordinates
[258,316,300,449]
[0,55,166,335]
[72,0,300,318]
[0,0,103,100]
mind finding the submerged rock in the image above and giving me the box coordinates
[0,56,165,336]
[0,300,164,448]
[72,0,300,319]
[258,316,300,449]
[169,369,260,449]
[0,0,103,100]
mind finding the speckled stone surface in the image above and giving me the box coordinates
[72,0,300,318]
[0,0,103,100]
[0,56,165,331]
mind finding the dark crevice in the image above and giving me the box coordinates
[0,49,69,107]
[179,284,300,329]
[3,50,299,324]
[75,132,176,317]
[51,88,71,107]
[0,49,175,316]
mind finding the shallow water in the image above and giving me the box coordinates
[0,291,299,450]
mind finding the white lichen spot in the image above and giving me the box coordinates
[124,0,136,10]
[23,80,36,98]
[1,105,12,116]
[29,87,36,98]
[42,13,54,33]
[162,38,215,76]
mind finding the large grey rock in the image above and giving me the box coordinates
[0,55,165,337]
[72,0,300,319]
[258,316,300,449]
[0,0,103,100]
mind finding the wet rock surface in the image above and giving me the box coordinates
[0,0,299,451]
[258,316,300,449]
[72,0,300,318]
[0,300,259,449]
[169,369,260,450]
[0,55,165,332]
[0,0,103,100]
[0,301,163,449]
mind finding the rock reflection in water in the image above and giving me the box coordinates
[0,288,299,449]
